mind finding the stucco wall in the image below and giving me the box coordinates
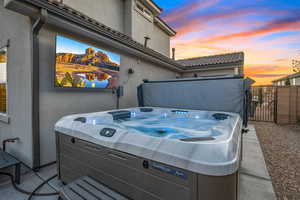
[294,77,300,86]
[59,0,171,57]
[182,68,236,78]
[151,24,171,57]
[63,0,125,33]
[132,10,153,45]
[0,1,33,166]
[38,27,177,165]
[132,8,171,57]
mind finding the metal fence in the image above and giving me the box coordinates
[249,86,277,122]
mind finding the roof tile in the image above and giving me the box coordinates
[177,52,244,68]
[30,0,183,69]
[273,72,300,82]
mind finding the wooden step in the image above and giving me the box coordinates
[60,176,129,200]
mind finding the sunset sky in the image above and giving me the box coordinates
[154,0,300,85]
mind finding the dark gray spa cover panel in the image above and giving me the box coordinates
[138,75,254,126]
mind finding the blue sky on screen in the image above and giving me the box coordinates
[56,35,120,65]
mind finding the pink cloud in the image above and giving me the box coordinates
[200,16,300,43]
[250,73,288,78]
[174,8,258,37]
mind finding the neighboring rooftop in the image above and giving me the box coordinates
[177,52,244,69]
[272,72,300,82]
[289,72,300,78]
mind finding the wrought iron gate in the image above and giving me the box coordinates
[249,86,277,122]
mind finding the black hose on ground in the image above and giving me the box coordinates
[27,174,58,200]
[0,172,59,197]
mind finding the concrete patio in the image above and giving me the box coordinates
[0,125,276,200]
[239,125,276,200]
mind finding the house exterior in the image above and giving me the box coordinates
[272,72,300,86]
[0,0,245,168]
[177,52,244,77]
[57,0,176,57]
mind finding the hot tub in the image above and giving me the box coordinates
[55,107,242,200]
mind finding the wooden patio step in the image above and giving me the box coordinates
[60,176,129,200]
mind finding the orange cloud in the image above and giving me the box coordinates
[275,58,289,62]
[201,17,300,43]
[245,63,292,85]
[250,77,278,86]
[174,8,258,37]
[250,73,287,78]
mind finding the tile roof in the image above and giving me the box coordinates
[22,0,184,70]
[177,52,244,69]
[289,72,300,79]
[272,72,300,82]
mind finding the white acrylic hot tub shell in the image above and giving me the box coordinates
[55,107,242,176]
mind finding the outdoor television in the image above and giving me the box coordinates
[55,35,120,89]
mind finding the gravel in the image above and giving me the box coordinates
[252,122,300,200]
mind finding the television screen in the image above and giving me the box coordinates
[55,35,120,89]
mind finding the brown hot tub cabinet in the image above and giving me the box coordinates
[56,133,239,200]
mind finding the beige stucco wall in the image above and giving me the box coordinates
[131,4,171,57]
[151,24,171,57]
[62,0,172,58]
[132,9,153,45]
[0,1,33,166]
[38,27,177,165]
[63,0,125,33]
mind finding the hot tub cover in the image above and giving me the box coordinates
[138,75,254,126]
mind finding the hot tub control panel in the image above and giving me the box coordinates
[100,128,116,137]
